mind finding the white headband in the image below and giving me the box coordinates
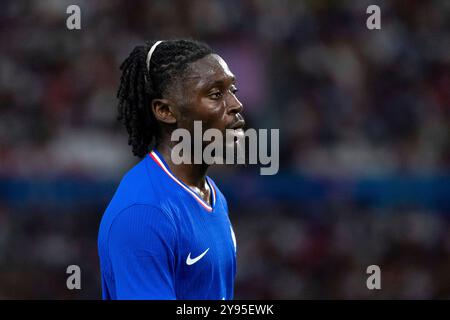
[146,40,163,71]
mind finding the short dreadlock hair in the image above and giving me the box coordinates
[117,39,213,158]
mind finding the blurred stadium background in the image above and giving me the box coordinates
[0,0,449,299]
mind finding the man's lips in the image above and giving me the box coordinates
[229,118,245,130]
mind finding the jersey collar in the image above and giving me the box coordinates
[149,150,216,212]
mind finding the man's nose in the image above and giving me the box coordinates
[226,93,243,115]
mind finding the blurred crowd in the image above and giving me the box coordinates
[234,204,450,299]
[0,0,449,298]
[2,203,450,299]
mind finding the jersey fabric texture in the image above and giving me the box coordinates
[98,150,237,300]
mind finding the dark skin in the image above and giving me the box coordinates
[151,54,244,205]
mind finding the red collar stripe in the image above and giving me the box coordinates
[149,151,213,212]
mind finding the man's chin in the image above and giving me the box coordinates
[223,129,246,163]
[225,128,245,147]
[198,128,246,164]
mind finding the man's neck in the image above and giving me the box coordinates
[155,143,209,190]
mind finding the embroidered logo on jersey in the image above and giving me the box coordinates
[186,248,210,265]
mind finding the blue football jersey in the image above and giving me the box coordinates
[98,149,237,300]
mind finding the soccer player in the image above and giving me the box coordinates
[98,39,244,300]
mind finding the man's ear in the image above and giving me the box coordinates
[151,99,177,124]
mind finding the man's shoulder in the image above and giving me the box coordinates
[121,155,151,185]
[104,156,163,215]
[98,156,175,245]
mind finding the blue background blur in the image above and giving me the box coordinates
[0,0,449,299]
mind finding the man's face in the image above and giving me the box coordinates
[172,53,245,139]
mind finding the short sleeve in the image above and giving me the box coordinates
[108,204,177,299]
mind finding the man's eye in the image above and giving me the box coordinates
[231,88,239,95]
[209,91,223,99]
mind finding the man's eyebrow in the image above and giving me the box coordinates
[184,75,202,80]
[206,76,236,88]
